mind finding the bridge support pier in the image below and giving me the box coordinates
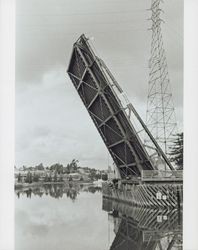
[102,180,183,209]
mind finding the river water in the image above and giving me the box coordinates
[15,184,182,250]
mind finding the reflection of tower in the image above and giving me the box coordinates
[146,0,177,156]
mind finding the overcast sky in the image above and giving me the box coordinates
[16,0,183,169]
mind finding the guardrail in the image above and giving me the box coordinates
[141,170,183,182]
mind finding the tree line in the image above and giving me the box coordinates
[169,132,183,170]
[16,158,108,183]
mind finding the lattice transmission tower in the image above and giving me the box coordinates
[146,0,177,158]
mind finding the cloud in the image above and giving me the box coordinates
[16,68,108,167]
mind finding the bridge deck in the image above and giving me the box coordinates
[67,34,155,178]
[140,170,183,183]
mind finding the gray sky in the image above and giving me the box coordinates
[16,0,183,169]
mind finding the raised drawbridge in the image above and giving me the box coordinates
[67,34,175,179]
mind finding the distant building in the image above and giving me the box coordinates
[107,165,120,180]
[68,173,81,181]
[78,168,86,174]
[68,172,90,181]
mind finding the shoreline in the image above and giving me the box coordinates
[15,180,94,190]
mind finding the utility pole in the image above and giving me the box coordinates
[146,0,177,160]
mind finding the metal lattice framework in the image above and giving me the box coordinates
[67,34,174,178]
[146,0,178,156]
[109,208,182,250]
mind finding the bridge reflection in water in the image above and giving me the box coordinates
[15,184,182,249]
[103,198,182,250]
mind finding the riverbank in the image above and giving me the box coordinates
[15,180,93,191]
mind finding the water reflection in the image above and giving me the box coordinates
[15,185,108,250]
[15,184,102,201]
[103,198,182,250]
[15,184,182,250]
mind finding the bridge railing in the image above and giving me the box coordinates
[141,170,183,182]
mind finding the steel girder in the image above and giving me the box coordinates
[67,34,154,178]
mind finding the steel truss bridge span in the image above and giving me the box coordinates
[67,34,174,179]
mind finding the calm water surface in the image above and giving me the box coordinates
[15,184,114,250]
[15,184,182,250]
